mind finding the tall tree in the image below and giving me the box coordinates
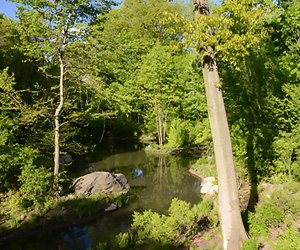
[193,1,247,249]
[89,0,203,143]
[12,0,114,174]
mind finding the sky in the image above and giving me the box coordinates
[0,0,221,19]
[0,0,18,19]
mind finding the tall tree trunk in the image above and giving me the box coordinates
[193,1,248,249]
[54,51,65,175]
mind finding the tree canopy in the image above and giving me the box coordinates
[0,0,299,248]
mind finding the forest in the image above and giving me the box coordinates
[0,0,299,249]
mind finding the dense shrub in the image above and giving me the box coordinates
[249,201,284,238]
[167,118,189,148]
[241,238,260,250]
[275,226,300,250]
[247,181,300,248]
[18,164,55,208]
[116,198,217,248]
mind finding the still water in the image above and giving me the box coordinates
[4,145,202,249]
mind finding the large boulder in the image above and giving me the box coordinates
[73,171,130,195]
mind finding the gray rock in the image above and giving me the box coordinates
[105,203,118,212]
[73,171,130,195]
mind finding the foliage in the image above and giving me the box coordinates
[249,201,284,237]
[115,232,133,249]
[10,0,118,175]
[0,189,129,234]
[275,0,300,81]
[273,84,300,180]
[0,68,40,191]
[0,0,300,245]
[190,118,212,146]
[215,0,297,181]
[90,0,207,146]
[191,157,216,178]
[92,242,108,250]
[268,181,300,218]
[241,238,260,250]
[116,198,217,248]
[13,0,115,65]
[165,118,212,149]
[167,118,190,148]
[133,44,203,145]
[18,164,59,208]
[3,168,66,228]
[274,226,300,250]
[247,181,300,248]
[194,0,277,70]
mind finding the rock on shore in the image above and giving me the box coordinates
[73,171,130,195]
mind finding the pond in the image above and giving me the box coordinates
[4,142,202,249]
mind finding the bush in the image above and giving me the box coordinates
[189,118,211,146]
[18,164,54,207]
[275,226,300,250]
[191,157,216,178]
[0,145,38,191]
[116,198,217,248]
[270,182,300,218]
[4,163,65,225]
[247,181,300,249]
[241,238,260,250]
[167,118,189,148]
[115,232,133,249]
[249,201,284,238]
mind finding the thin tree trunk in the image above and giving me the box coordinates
[156,107,161,145]
[157,103,164,146]
[193,1,248,249]
[54,51,65,175]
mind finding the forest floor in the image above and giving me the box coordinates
[189,167,300,250]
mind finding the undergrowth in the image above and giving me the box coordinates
[115,198,218,249]
[244,180,300,249]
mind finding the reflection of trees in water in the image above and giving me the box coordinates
[147,154,190,191]
[132,154,200,213]
[168,157,186,185]
[157,155,167,187]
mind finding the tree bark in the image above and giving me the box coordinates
[193,1,248,249]
[54,50,65,175]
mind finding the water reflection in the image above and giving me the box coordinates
[63,226,92,250]
[132,168,144,177]
[86,151,202,244]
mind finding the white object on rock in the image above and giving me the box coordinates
[200,182,214,194]
[212,185,218,193]
[200,176,218,196]
[105,203,118,212]
[203,176,216,184]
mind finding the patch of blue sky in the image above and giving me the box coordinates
[0,0,18,19]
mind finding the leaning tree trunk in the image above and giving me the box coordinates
[54,49,65,175]
[193,1,248,249]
